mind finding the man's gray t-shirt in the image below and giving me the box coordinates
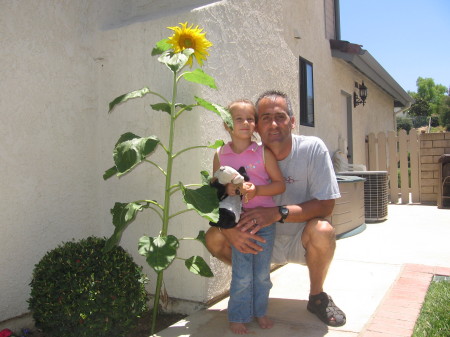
[273,134,341,236]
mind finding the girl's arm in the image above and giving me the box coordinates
[212,152,220,174]
[213,152,240,196]
[244,147,285,199]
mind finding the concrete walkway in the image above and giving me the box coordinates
[155,204,450,336]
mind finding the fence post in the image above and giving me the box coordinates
[378,132,387,171]
[368,133,377,170]
[398,129,409,203]
[388,130,399,203]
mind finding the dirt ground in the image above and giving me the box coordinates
[19,311,186,337]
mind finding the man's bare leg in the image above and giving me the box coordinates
[302,218,336,295]
[302,218,347,326]
[205,227,232,265]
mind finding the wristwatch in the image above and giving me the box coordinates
[278,206,289,223]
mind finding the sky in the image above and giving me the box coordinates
[340,0,450,93]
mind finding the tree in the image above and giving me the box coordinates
[440,95,450,131]
[407,77,448,129]
[408,77,447,117]
[407,97,430,117]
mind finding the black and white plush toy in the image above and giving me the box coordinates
[209,166,249,228]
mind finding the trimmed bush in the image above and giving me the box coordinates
[396,117,412,133]
[28,236,148,337]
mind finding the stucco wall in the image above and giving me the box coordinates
[1,0,400,323]
[0,1,100,321]
[95,0,300,306]
[326,59,396,166]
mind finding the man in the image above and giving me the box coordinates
[205,90,346,327]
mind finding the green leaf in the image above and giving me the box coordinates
[111,202,143,227]
[176,103,194,112]
[104,202,144,251]
[150,103,171,114]
[151,38,172,56]
[183,69,217,89]
[195,97,233,129]
[151,103,194,115]
[207,139,225,149]
[138,235,180,272]
[185,256,213,277]
[196,230,207,246]
[200,170,211,185]
[158,49,194,73]
[113,132,160,176]
[109,87,151,112]
[103,166,118,180]
[181,184,219,222]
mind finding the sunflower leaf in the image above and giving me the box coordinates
[103,166,118,180]
[150,103,194,115]
[195,230,207,246]
[200,170,211,185]
[104,202,144,251]
[185,256,213,277]
[151,103,172,114]
[180,183,219,222]
[152,38,172,56]
[207,139,225,149]
[113,132,160,176]
[194,97,233,130]
[109,87,151,112]
[138,235,180,272]
[158,49,194,73]
[183,69,217,89]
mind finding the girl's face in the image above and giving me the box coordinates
[227,102,256,140]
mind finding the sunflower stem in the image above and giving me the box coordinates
[150,69,178,336]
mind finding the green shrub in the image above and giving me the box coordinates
[28,236,148,337]
[396,116,412,133]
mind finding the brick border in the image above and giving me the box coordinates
[361,264,450,337]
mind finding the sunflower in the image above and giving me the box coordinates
[167,22,213,67]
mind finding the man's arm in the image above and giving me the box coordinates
[237,199,335,234]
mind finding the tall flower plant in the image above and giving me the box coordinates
[103,22,231,334]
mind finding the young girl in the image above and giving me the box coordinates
[213,99,285,334]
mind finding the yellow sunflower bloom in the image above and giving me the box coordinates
[167,22,213,67]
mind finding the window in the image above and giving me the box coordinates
[299,57,315,127]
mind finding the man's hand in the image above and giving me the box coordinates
[237,206,279,234]
[221,226,265,254]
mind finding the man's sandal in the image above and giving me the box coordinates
[307,292,346,327]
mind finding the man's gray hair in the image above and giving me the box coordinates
[255,90,293,117]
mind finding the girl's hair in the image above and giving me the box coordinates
[227,99,257,121]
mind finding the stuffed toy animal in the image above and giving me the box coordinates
[209,166,249,228]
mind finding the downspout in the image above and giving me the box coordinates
[335,0,341,40]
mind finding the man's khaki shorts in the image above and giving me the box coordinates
[271,222,307,265]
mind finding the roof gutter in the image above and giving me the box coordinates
[330,40,414,108]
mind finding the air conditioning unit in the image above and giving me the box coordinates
[338,171,388,222]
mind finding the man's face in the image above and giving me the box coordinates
[256,97,295,145]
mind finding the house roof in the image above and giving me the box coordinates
[330,40,413,108]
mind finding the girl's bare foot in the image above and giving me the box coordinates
[257,316,274,329]
[229,322,249,334]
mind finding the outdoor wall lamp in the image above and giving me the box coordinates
[353,81,368,107]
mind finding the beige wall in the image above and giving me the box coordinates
[1,0,400,322]
[0,0,100,321]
